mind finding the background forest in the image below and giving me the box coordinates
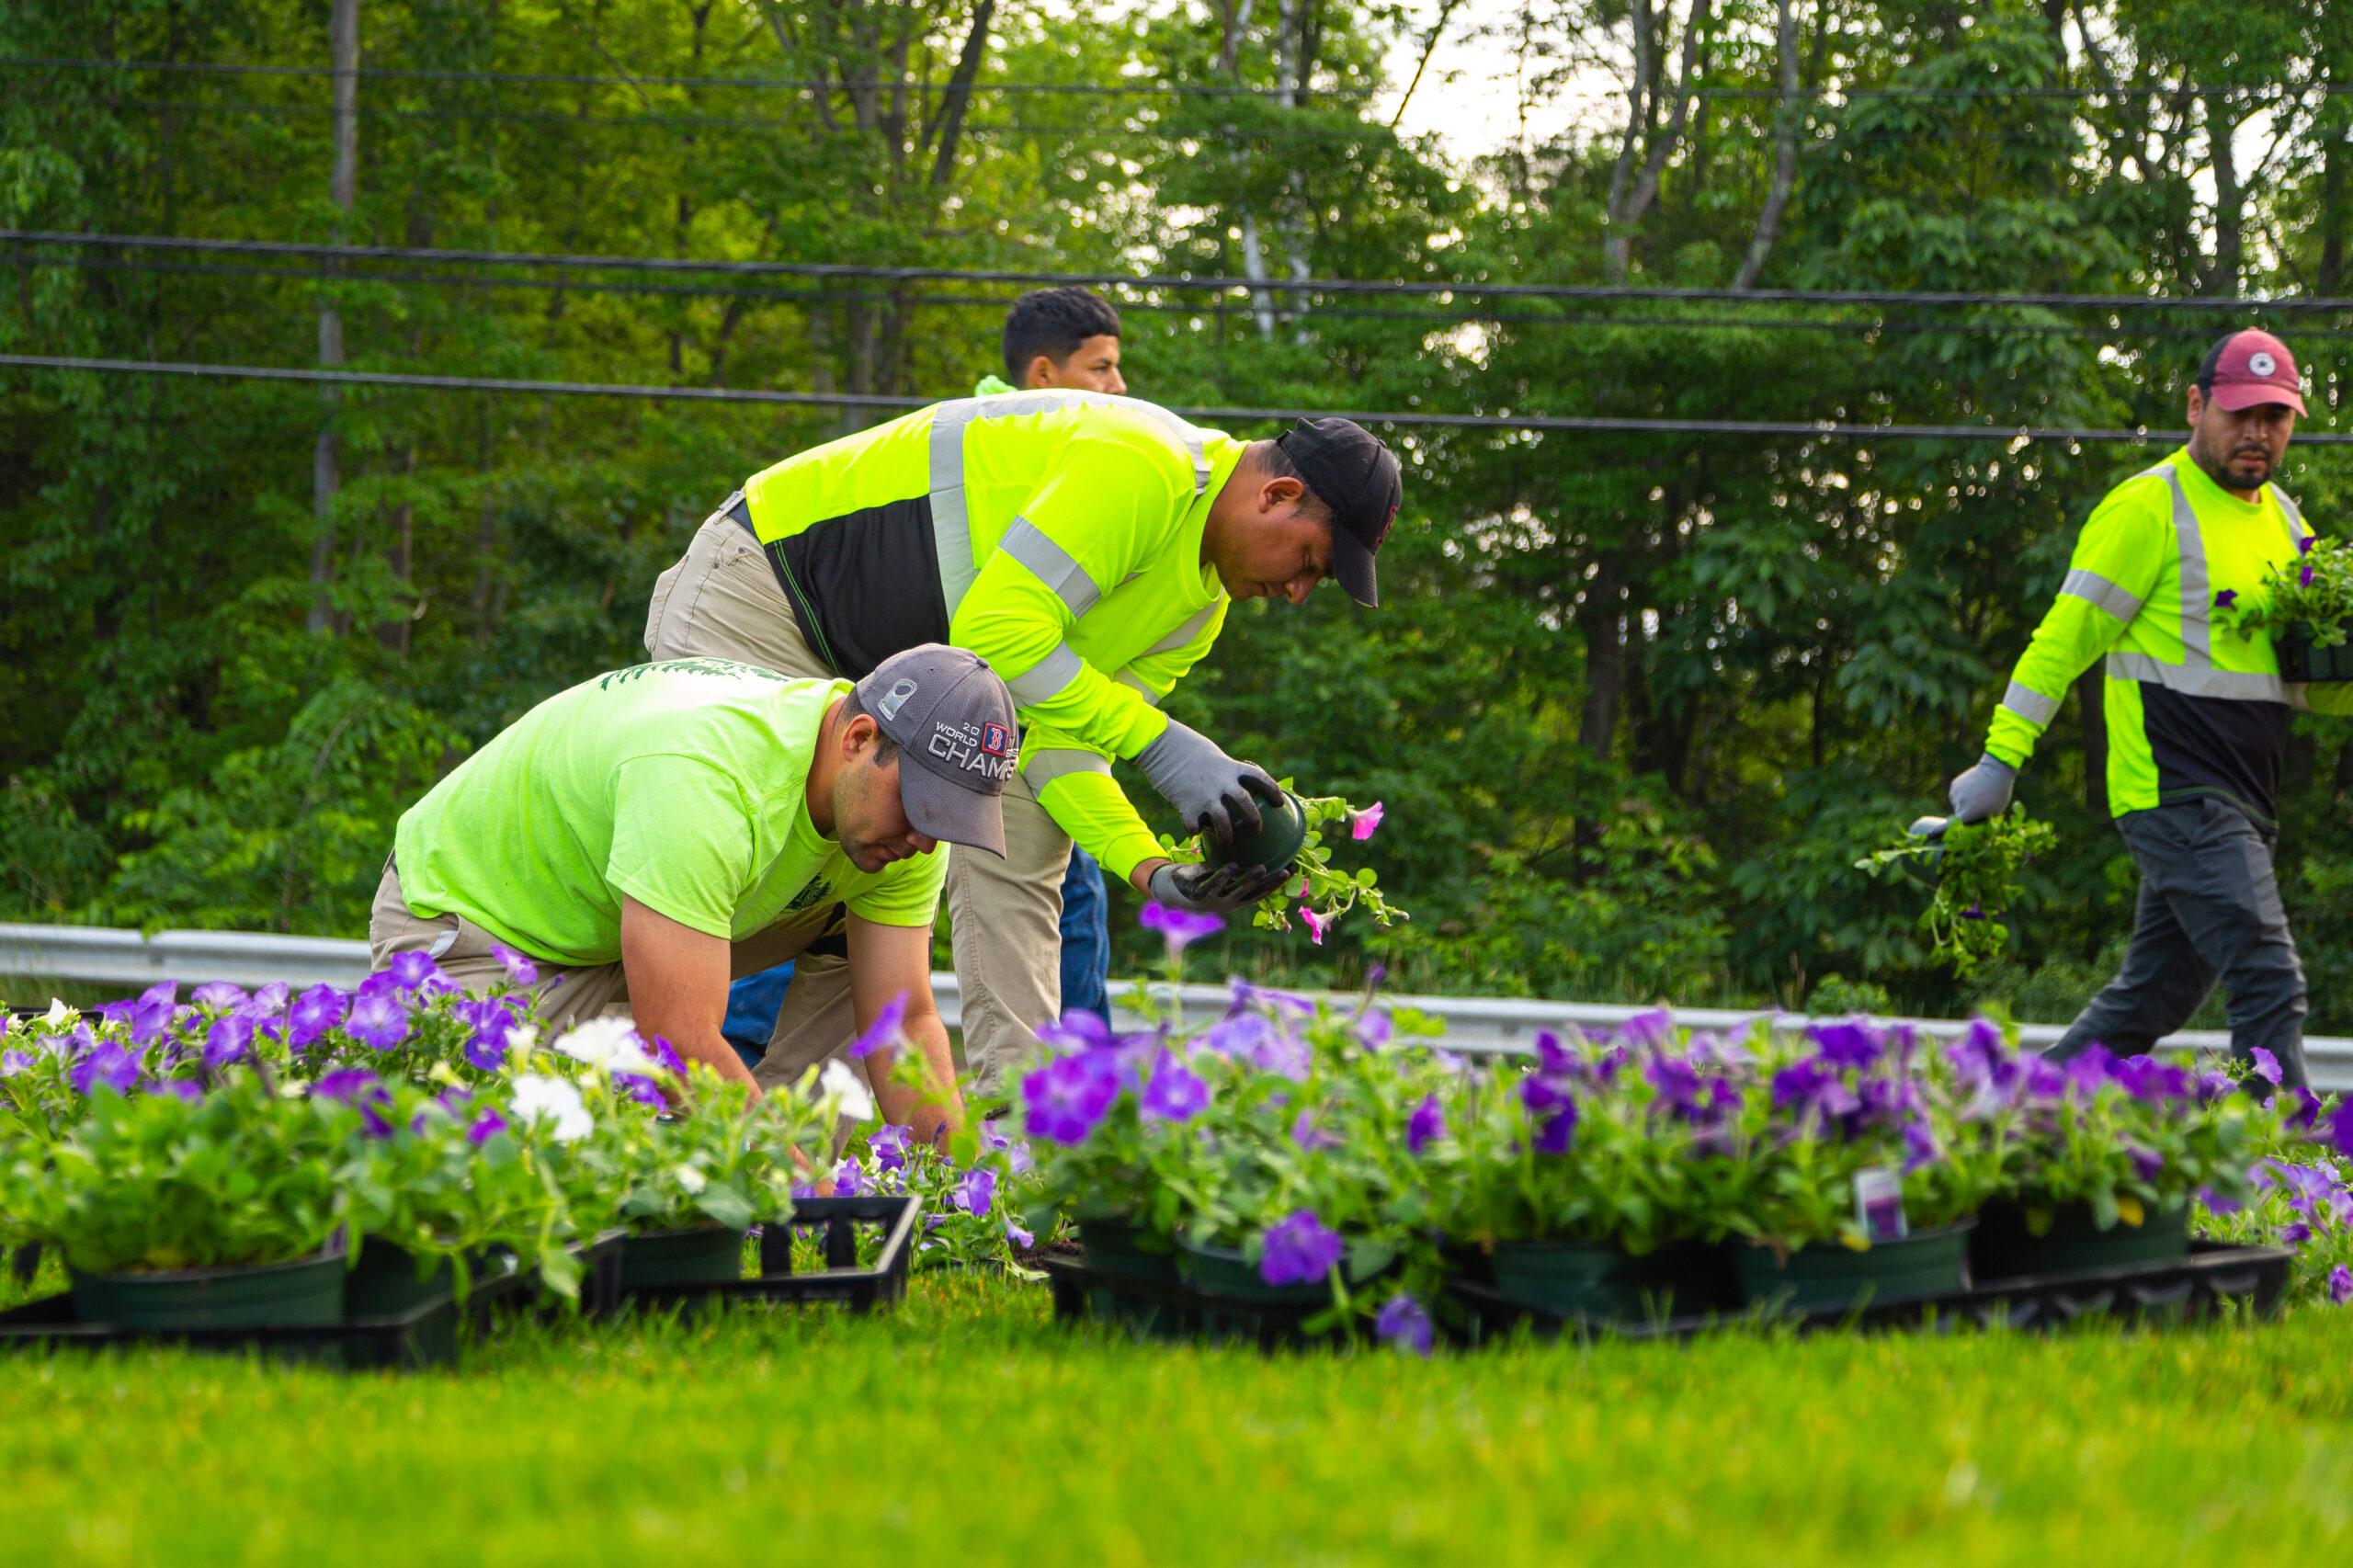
[3,0,2351,1024]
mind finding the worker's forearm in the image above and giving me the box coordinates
[870,1008,963,1144]
[664,1027,762,1096]
[1130,857,1169,893]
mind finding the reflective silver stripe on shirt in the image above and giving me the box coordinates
[995,516,1102,618]
[2001,680,2061,727]
[1022,747,1113,788]
[2107,649,2286,703]
[1113,668,1163,707]
[929,392,1214,617]
[2059,566,2143,622]
[1145,602,1220,657]
[2151,464,2215,666]
[1008,642,1086,707]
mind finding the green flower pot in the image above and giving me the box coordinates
[69,1242,347,1331]
[1970,1200,2189,1282]
[1177,1238,1331,1306]
[1202,790,1310,878]
[620,1225,745,1290]
[1076,1218,1178,1284]
[1736,1221,1974,1313]
[1490,1237,1735,1322]
[2277,621,2353,683]
[343,1239,455,1319]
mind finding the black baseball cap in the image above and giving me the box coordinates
[1277,417,1404,608]
[855,645,1019,858]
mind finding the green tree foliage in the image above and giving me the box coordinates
[3,0,2351,1027]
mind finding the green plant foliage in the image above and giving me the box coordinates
[1857,807,2061,980]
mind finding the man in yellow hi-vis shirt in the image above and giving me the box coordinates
[1948,331,2342,1090]
[644,393,1403,1089]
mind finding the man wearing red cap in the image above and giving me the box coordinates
[1943,330,2343,1090]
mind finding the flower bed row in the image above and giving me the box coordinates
[1015,974,2353,1350]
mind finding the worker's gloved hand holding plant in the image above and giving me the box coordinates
[1153,786,1408,944]
[1857,805,2058,979]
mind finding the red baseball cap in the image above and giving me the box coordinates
[2200,329,2306,415]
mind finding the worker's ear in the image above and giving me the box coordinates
[2186,384,2206,428]
[841,711,881,761]
[1026,354,1062,389]
[1259,473,1307,514]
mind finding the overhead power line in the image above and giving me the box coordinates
[5,352,2341,445]
[4,57,2336,102]
[31,252,2353,344]
[8,231,2348,314]
[0,56,1380,98]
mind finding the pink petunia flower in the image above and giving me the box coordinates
[1299,906,1329,946]
[1351,801,1384,840]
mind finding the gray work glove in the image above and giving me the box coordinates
[1947,753,2018,824]
[1148,860,1293,916]
[1133,720,1283,846]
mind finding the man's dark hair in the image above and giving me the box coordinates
[835,687,901,767]
[1002,287,1121,382]
[1245,437,1335,526]
[2197,334,2234,395]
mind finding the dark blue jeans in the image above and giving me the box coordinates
[1059,847,1111,1025]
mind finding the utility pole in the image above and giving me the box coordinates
[308,0,358,634]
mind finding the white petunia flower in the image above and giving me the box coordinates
[675,1165,708,1194]
[551,1015,657,1076]
[819,1059,876,1122]
[509,1074,594,1142]
[42,997,75,1028]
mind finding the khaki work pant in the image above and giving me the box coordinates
[367,859,879,1100]
[645,501,1071,1093]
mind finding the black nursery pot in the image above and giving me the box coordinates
[342,1237,456,1319]
[618,1225,745,1290]
[1075,1218,1180,1285]
[69,1236,348,1331]
[1203,790,1310,879]
[1735,1222,1974,1313]
[2275,621,2353,683]
[1487,1237,1737,1322]
[1970,1200,2189,1282]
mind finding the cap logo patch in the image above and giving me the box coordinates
[927,720,1018,782]
[878,678,918,721]
[2249,351,2278,376]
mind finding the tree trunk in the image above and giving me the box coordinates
[2321,124,2347,297]
[924,0,996,190]
[2203,94,2243,297]
[308,0,359,635]
[1733,0,1799,290]
[1577,554,1627,756]
[1605,0,1714,282]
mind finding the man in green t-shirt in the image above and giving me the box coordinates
[370,644,1018,1140]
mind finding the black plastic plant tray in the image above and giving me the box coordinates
[618,1196,919,1314]
[0,1283,478,1370]
[1037,1254,1372,1351]
[1450,1240,2296,1344]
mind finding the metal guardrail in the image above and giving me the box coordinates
[5,922,2347,1091]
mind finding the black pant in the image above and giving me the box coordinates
[2050,798,2309,1091]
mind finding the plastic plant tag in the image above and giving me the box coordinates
[1853,1166,1909,1243]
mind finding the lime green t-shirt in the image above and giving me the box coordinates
[392,658,947,965]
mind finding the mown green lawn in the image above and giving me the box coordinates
[0,1274,2348,1566]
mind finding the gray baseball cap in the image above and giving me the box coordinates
[855,644,1020,858]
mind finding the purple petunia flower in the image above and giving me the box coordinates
[2214,587,2238,609]
[1617,1008,1676,1054]
[489,941,540,986]
[1290,1109,1343,1152]
[288,984,347,1051]
[2332,1266,2353,1307]
[2064,1044,2117,1100]
[2249,1047,2284,1086]
[130,981,178,1046]
[833,1157,868,1199]
[0,1049,31,1078]
[454,997,522,1073]
[202,1014,254,1071]
[1530,1100,1578,1156]
[1140,900,1224,958]
[2300,534,2318,557]
[1355,1007,1394,1050]
[315,1067,396,1135]
[1140,1051,1209,1121]
[851,992,909,1059]
[1374,1291,1434,1356]
[384,950,440,992]
[613,1074,667,1108]
[951,1167,996,1216]
[1259,1210,1345,1287]
[249,982,290,1018]
[347,990,411,1051]
[191,981,247,1011]
[1644,1055,1707,1119]
[71,1040,140,1096]
[145,1078,204,1105]
[2302,561,2317,589]
[2329,1101,2353,1161]
[1771,1057,1859,1125]
[2281,1221,2313,1246]
[1902,1118,1941,1173]
[1005,1219,1036,1249]
[1037,1009,1113,1054]
[2128,1146,2165,1183]
[644,1034,686,1074]
[1406,1094,1447,1154]
[1810,1019,1884,1071]
[2109,1053,2192,1103]
[1021,1051,1121,1145]
[870,1124,913,1172]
